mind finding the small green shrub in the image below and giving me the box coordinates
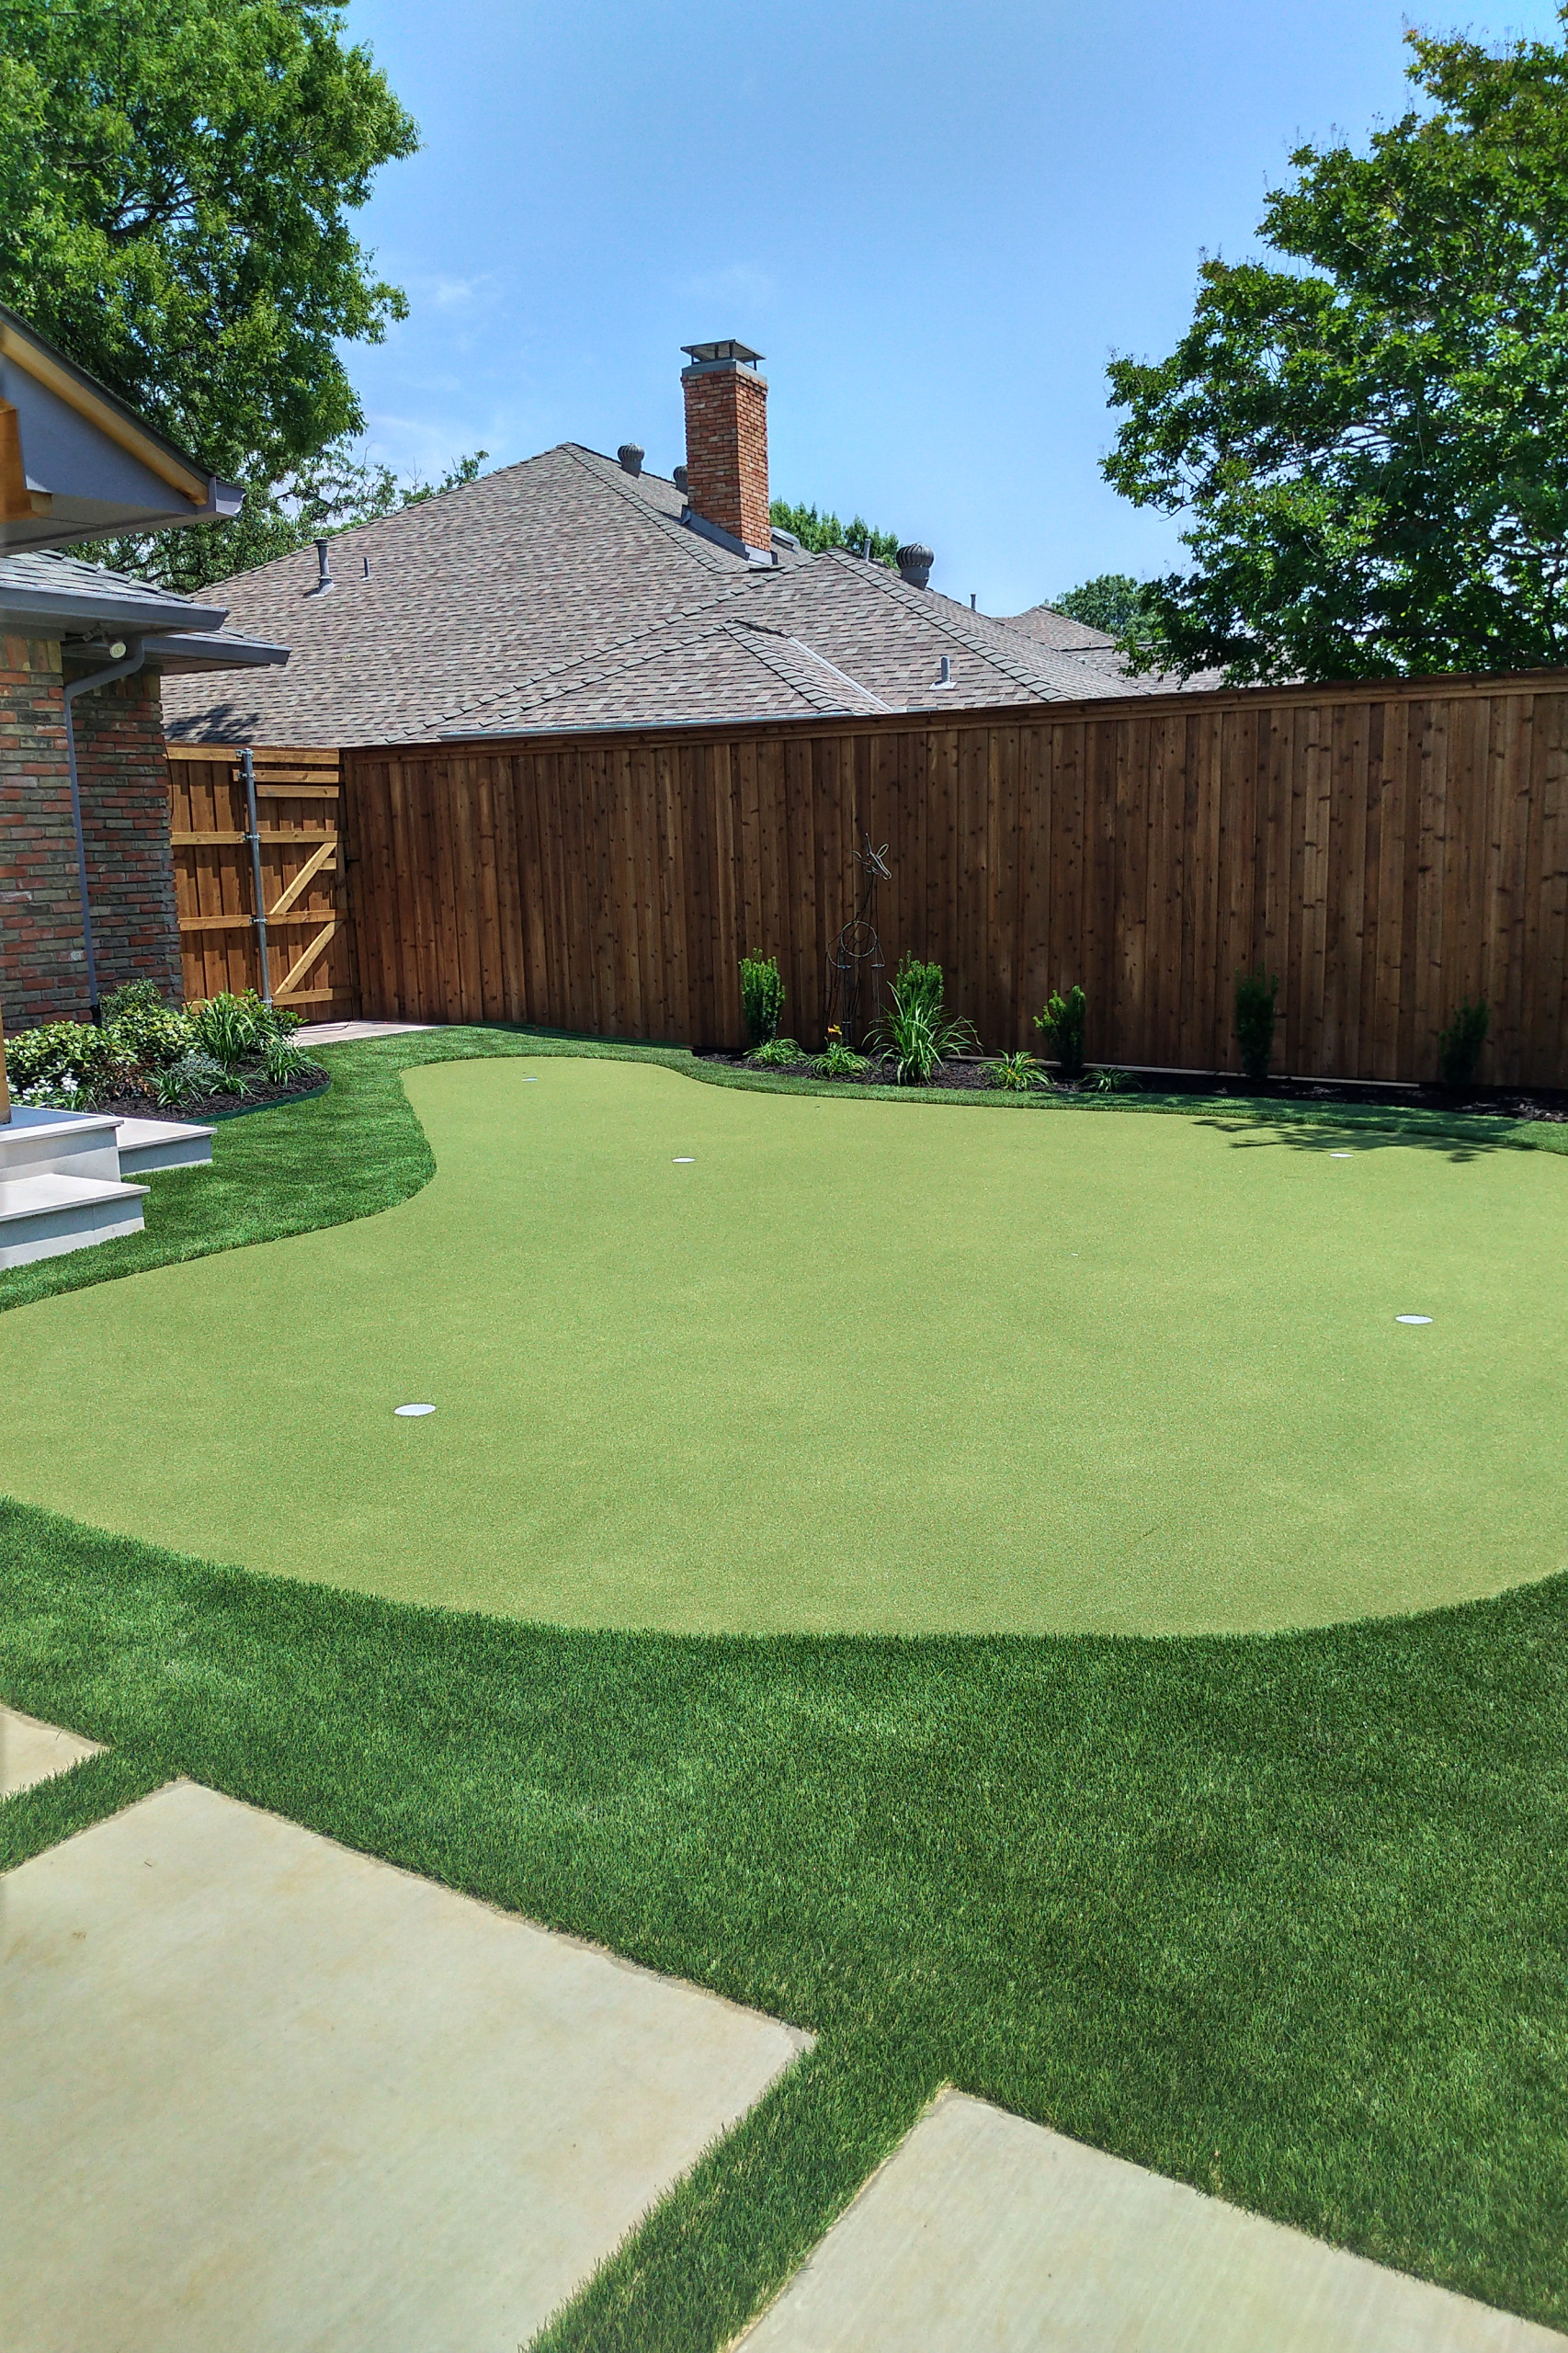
[262,1036,325,1086]
[990,1050,1045,1092]
[152,1051,230,1111]
[106,1001,196,1073]
[3,1020,112,1102]
[98,980,165,1024]
[812,1040,871,1077]
[869,986,979,1085]
[744,1036,809,1069]
[1437,997,1490,1090]
[1034,985,1087,1080]
[739,956,786,1048]
[892,951,945,1021]
[1235,966,1280,1083]
[1091,1064,1141,1094]
[187,989,296,1069]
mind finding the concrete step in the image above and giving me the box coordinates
[114,1118,214,1176]
[0,1108,123,1186]
[0,1171,148,1270]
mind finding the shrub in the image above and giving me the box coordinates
[1034,984,1087,1079]
[106,999,197,1073]
[152,1051,230,1110]
[892,951,944,1020]
[187,989,296,1069]
[1235,966,1279,1082]
[739,955,786,1048]
[744,1036,809,1069]
[262,1036,324,1086]
[1091,1064,1141,1093]
[869,985,979,1085]
[990,1050,1045,1092]
[99,979,165,1024]
[3,1019,112,1102]
[812,1040,870,1077]
[1437,997,1490,1090]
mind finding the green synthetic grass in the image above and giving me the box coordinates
[5,1032,1568,2345]
[2,1501,1567,2346]
[1,1043,1565,1632]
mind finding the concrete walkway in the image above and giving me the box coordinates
[740,2089,1567,2352]
[3,1779,808,2353]
[0,1700,101,1798]
[293,1018,436,1044]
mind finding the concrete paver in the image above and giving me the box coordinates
[2,1779,808,2353]
[739,2089,1567,2353]
[0,1702,102,1799]
[293,1018,437,1043]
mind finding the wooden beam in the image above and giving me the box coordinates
[275,920,339,998]
[178,911,334,932]
[171,830,337,846]
[267,838,337,918]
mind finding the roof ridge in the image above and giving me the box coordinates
[558,442,738,574]
[718,619,886,716]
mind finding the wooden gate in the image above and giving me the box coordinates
[167,746,358,1015]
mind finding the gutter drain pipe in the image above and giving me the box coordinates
[62,636,146,1021]
[241,746,272,1005]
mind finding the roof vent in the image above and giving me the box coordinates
[673,464,688,494]
[618,443,644,476]
[932,654,953,688]
[313,538,334,593]
[897,542,933,589]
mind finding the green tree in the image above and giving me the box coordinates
[0,0,417,585]
[1049,573,1157,637]
[1103,10,1568,683]
[769,500,901,567]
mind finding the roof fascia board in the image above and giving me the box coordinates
[141,631,290,674]
[0,312,210,505]
[0,580,230,632]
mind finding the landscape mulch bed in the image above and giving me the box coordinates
[90,1069,331,1124]
[700,1051,1568,1121]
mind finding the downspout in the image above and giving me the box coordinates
[62,637,146,1020]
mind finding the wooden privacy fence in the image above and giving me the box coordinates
[336,668,1568,1086]
[167,746,357,1014]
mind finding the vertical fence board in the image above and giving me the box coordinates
[331,676,1568,1085]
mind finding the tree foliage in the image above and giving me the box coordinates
[1049,573,1157,637]
[1104,11,1568,682]
[769,499,900,567]
[0,0,417,579]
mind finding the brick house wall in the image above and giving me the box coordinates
[0,633,182,1031]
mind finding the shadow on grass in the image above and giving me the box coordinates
[1195,1112,1545,1162]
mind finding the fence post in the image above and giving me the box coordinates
[241,746,272,1005]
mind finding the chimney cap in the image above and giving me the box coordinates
[896,542,934,589]
[617,442,644,476]
[681,338,764,371]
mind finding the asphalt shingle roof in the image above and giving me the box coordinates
[162,445,1200,745]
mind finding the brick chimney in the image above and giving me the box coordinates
[680,341,769,557]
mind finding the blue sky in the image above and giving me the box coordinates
[343,0,1562,614]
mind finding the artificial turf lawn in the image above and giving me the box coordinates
[5,1032,1567,2345]
[3,1501,1567,2347]
[1,1046,1566,1633]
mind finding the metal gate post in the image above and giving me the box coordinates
[241,746,272,1004]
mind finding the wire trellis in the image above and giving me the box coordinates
[824,835,891,1051]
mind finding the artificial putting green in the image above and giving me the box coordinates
[1,1051,1563,1633]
